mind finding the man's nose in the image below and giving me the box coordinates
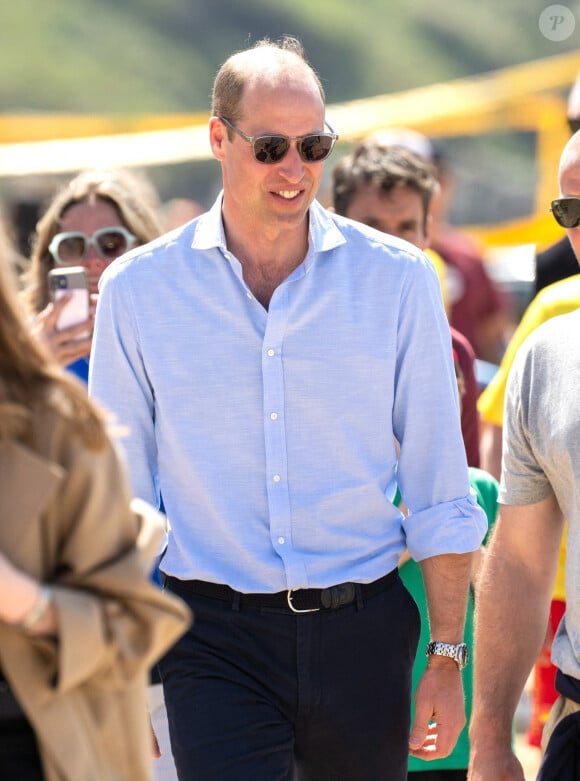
[277,143,305,180]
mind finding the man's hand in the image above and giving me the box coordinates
[408,657,465,759]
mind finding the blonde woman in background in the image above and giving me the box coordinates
[24,168,162,383]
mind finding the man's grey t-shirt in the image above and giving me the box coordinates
[501,309,580,678]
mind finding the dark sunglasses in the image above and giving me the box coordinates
[568,117,580,135]
[49,226,137,266]
[218,116,339,164]
[550,197,580,229]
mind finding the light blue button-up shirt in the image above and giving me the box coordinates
[89,194,486,592]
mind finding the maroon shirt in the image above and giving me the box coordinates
[434,228,508,362]
[451,326,480,467]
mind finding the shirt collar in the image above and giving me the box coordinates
[191,191,347,260]
[190,192,227,252]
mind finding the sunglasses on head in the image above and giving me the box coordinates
[218,116,339,164]
[550,197,580,229]
[49,226,137,266]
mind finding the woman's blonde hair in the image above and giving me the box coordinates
[0,224,107,447]
[23,168,162,314]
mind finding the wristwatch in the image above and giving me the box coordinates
[426,640,469,670]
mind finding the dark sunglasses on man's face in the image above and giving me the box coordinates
[218,116,339,164]
[551,197,580,229]
[48,226,137,266]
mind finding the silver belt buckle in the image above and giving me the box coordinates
[286,589,320,614]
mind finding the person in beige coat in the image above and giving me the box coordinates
[0,228,191,779]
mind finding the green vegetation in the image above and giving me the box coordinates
[0,1,576,218]
[2,0,576,111]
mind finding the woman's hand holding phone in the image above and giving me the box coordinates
[34,268,96,368]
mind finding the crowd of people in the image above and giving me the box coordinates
[0,33,578,781]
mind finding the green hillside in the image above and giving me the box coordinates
[0,1,577,221]
[2,0,577,112]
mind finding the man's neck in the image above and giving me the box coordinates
[223,217,310,309]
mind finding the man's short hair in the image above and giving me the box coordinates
[331,142,439,222]
[211,35,325,125]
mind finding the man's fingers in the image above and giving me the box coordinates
[409,702,433,751]
[409,721,458,760]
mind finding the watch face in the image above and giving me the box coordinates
[457,644,469,669]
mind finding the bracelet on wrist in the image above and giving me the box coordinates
[16,585,53,632]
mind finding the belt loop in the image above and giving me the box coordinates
[355,583,364,611]
[232,592,241,611]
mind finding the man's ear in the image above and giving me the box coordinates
[209,116,227,161]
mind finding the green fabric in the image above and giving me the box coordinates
[400,467,498,772]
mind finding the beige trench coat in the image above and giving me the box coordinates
[0,404,191,781]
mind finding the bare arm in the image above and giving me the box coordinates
[468,495,564,781]
[409,551,473,759]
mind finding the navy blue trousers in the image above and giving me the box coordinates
[159,573,420,781]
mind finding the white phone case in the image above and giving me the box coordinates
[48,266,90,332]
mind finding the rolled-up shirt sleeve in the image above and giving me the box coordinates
[402,492,487,562]
[393,256,488,559]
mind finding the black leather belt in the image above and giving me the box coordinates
[166,569,398,613]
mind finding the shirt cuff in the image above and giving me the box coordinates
[402,491,487,562]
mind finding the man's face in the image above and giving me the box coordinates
[559,144,580,263]
[344,183,430,250]
[210,72,327,238]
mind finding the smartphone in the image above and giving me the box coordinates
[48,266,90,332]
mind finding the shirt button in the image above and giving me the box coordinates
[267,349,275,357]
[278,536,285,545]
[270,412,278,420]
[273,474,281,483]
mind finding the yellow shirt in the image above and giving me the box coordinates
[425,248,449,314]
[478,275,580,427]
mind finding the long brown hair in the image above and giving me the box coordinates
[0,227,107,448]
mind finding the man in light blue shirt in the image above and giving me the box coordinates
[90,35,486,781]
